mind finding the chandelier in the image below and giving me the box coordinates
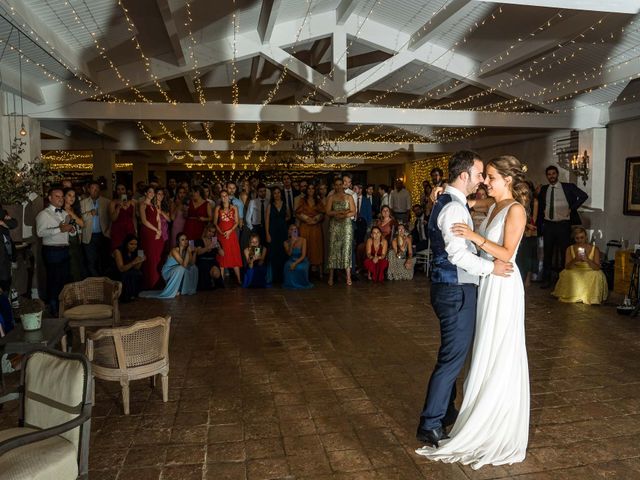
[570,150,590,186]
[292,122,338,163]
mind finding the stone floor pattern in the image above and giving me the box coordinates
[3,279,640,479]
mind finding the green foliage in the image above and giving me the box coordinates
[0,139,53,205]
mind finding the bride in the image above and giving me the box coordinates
[416,155,530,469]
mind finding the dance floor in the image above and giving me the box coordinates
[3,278,640,479]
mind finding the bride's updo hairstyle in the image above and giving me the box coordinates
[486,155,530,208]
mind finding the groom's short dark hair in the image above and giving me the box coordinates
[449,150,481,181]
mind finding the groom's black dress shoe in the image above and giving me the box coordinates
[416,427,449,447]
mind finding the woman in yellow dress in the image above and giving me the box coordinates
[552,227,608,305]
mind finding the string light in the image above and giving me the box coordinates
[184,0,207,105]
[408,155,449,205]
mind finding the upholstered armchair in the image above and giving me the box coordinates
[59,277,122,344]
[0,348,92,480]
[86,316,170,415]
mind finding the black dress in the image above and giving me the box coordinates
[195,239,223,290]
[268,203,288,284]
[110,250,143,301]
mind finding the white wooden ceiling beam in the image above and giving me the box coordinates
[336,0,362,25]
[257,0,282,44]
[0,65,44,104]
[0,0,95,83]
[260,44,337,98]
[474,0,640,14]
[26,101,601,129]
[155,0,186,67]
[478,11,599,78]
[41,137,450,153]
[409,0,472,51]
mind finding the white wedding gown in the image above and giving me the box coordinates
[416,202,530,469]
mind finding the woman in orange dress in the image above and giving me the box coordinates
[377,205,396,243]
[296,184,325,278]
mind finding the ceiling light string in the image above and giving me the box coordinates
[332,4,505,106]
[229,0,240,145]
[184,0,207,105]
[117,0,176,104]
[296,0,381,107]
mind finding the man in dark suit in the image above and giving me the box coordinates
[366,184,380,218]
[411,204,429,252]
[537,165,588,287]
[282,173,299,224]
[354,183,372,245]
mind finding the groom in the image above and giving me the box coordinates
[416,150,513,447]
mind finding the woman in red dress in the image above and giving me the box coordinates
[184,187,212,240]
[363,226,389,283]
[109,183,137,252]
[214,190,242,285]
[138,186,164,289]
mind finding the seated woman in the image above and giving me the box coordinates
[363,226,389,283]
[140,232,198,298]
[552,227,608,305]
[195,224,224,290]
[111,234,145,302]
[242,233,269,288]
[283,224,313,290]
[387,223,416,280]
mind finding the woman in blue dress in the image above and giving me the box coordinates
[140,232,198,298]
[243,233,269,288]
[283,225,313,289]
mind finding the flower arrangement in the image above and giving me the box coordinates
[0,139,52,205]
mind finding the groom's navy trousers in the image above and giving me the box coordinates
[418,282,477,431]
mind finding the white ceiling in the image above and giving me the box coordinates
[0,0,638,157]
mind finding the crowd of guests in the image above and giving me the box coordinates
[28,172,435,314]
[0,159,610,320]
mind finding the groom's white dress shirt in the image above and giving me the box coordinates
[438,185,494,285]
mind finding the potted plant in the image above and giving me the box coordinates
[17,298,45,331]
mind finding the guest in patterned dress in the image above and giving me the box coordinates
[214,190,242,285]
[326,178,356,286]
[296,183,324,279]
[387,223,416,280]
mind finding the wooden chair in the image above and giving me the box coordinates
[59,277,122,345]
[0,348,92,480]
[86,316,170,415]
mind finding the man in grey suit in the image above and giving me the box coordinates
[80,180,111,276]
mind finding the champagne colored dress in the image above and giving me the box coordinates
[552,245,608,304]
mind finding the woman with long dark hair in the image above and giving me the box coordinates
[138,186,163,289]
[184,187,212,240]
[265,186,288,284]
[109,183,137,252]
[63,187,86,281]
[296,183,324,279]
[111,234,144,301]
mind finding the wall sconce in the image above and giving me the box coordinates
[570,150,589,186]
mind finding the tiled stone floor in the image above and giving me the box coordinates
[3,279,640,479]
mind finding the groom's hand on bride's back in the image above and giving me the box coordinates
[492,259,513,277]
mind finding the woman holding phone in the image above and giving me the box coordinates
[242,234,269,288]
[140,232,198,298]
[109,183,137,252]
[552,226,608,305]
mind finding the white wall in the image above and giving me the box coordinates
[475,123,640,248]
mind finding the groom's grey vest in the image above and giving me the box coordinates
[428,193,459,284]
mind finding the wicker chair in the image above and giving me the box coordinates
[59,277,122,345]
[86,316,171,415]
[0,348,93,480]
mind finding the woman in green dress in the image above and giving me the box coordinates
[326,178,356,286]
